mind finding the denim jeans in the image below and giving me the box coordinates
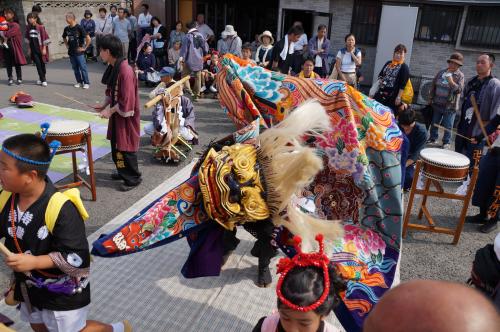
[429,105,456,144]
[69,54,90,84]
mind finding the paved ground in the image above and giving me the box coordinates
[0,60,496,318]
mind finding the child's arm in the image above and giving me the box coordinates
[5,253,55,273]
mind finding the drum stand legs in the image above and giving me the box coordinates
[55,131,97,201]
[402,160,479,244]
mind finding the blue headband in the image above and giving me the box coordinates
[1,123,61,166]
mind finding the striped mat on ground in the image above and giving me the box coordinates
[1,102,122,183]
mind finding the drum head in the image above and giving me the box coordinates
[47,120,90,135]
[420,148,469,168]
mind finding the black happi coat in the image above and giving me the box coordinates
[0,180,90,311]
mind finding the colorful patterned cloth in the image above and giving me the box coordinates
[216,55,403,330]
[91,120,260,257]
[92,55,403,331]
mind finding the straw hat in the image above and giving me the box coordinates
[222,25,237,37]
[447,52,463,66]
[258,30,274,45]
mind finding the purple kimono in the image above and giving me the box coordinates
[3,21,27,65]
[106,61,141,152]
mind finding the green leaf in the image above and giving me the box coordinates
[358,130,366,141]
[167,199,177,206]
[362,115,373,130]
[336,138,345,154]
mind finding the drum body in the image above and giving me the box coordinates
[45,120,90,152]
[420,148,469,182]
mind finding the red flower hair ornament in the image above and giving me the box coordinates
[276,234,330,312]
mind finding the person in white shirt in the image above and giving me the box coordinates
[291,21,308,75]
[195,13,214,44]
[335,33,362,88]
[95,8,113,60]
[137,3,152,40]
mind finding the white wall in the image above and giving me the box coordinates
[373,5,418,84]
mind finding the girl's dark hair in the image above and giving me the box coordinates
[394,44,407,54]
[302,57,314,65]
[110,5,117,10]
[345,33,355,42]
[99,34,123,58]
[27,12,42,25]
[150,16,161,28]
[175,20,183,28]
[242,42,252,52]
[142,42,151,51]
[3,134,51,179]
[142,3,149,10]
[4,8,19,23]
[99,7,107,14]
[278,265,346,316]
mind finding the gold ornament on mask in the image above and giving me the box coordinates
[199,144,270,230]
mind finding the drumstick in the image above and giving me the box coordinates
[54,92,96,110]
[0,242,13,257]
[470,95,492,148]
[432,124,473,142]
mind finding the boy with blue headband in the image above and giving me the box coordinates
[0,133,131,331]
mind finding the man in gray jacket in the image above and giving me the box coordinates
[456,53,500,162]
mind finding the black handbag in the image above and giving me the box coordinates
[420,105,433,130]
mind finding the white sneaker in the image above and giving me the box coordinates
[82,84,90,89]
[36,80,42,85]
[74,83,82,88]
[42,81,48,87]
[200,86,207,93]
[209,85,217,93]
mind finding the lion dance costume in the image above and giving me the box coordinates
[93,55,404,331]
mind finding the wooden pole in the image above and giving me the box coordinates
[432,123,473,142]
[470,94,492,148]
[144,76,190,109]
[0,242,13,257]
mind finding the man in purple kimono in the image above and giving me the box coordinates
[179,21,208,100]
[94,34,142,191]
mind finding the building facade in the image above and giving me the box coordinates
[2,0,498,87]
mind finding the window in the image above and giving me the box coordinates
[461,6,500,49]
[415,5,462,43]
[350,0,382,45]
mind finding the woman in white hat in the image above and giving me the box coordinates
[255,30,274,67]
[220,25,242,57]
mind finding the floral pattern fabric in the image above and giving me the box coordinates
[216,55,404,329]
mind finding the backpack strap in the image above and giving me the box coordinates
[45,189,89,234]
[0,190,12,213]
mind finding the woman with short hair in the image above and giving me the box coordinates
[308,24,330,78]
[427,53,465,149]
[150,16,168,68]
[374,44,410,114]
[335,33,361,87]
[168,20,185,49]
